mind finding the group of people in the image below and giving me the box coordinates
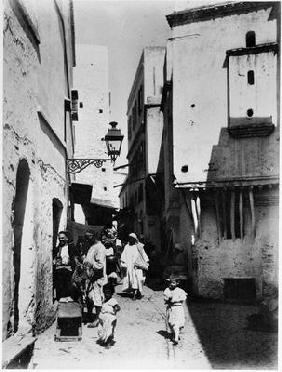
[53,229,187,346]
[53,229,151,345]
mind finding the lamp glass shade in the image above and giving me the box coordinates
[104,121,124,162]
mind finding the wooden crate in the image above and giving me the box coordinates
[54,302,82,342]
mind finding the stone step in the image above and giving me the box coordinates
[2,334,37,369]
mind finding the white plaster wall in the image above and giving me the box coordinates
[171,7,278,184]
[36,1,68,145]
[3,0,73,339]
[144,47,165,102]
[73,45,118,208]
[146,107,163,175]
[165,39,173,82]
[174,0,237,12]
[229,52,277,122]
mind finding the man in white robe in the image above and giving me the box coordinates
[121,233,149,299]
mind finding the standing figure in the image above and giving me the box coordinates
[53,231,79,301]
[97,283,120,346]
[84,232,108,327]
[164,276,187,345]
[76,230,95,262]
[121,233,149,300]
[102,229,119,285]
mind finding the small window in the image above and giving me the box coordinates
[247,108,254,117]
[102,168,106,172]
[247,70,255,85]
[79,102,83,108]
[181,165,188,173]
[246,31,256,47]
[104,186,107,191]
[99,109,103,113]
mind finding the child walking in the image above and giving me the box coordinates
[164,276,187,345]
[97,283,120,346]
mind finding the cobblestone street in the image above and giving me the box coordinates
[31,284,278,369]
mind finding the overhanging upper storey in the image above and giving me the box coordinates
[227,41,279,137]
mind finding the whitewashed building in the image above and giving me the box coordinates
[120,47,165,249]
[3,0,76,340]
[160,1,279,300]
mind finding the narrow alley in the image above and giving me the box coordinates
[2,0,279,369]
[31,284,277,370]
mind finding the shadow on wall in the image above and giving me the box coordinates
[11,159,30,335]
[206,127,279,185]
[187,300,278,369]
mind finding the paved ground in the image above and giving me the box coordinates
[31,284,278,369]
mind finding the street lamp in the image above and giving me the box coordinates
[67,121,124,174]
[104,121,124,163]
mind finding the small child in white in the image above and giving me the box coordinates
[164,276,187,345]
[97,284,120,346]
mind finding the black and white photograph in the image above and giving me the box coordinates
[2,0,280,369]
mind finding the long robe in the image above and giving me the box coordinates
[121,243,148,293]
[97,298,119,344]
[84,241,108,306]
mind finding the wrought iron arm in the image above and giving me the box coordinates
[67,159,109,174]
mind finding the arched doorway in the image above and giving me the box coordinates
[12,159,30,333]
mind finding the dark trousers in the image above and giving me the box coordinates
[54,267,73,300]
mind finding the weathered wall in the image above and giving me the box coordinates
[3,0,74,339]
[124,47,165,245]
[171,7,278,184]
[192,187,279,299]
[162,3,279,300]
[73,44,118,208]
[146,106,163,176]
[144,47,165,103]
[229,52,277,121]
[207,128,279,182]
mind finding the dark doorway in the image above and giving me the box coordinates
[12,159,30,333]
[224,278,256,302]
[52,198,63,301]
[52,199,63,249]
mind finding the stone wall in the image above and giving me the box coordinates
[162,3,279,301]
[3,0,74,339]
[191,187,279,299]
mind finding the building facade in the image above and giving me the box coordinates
[3,0,76,339]
[120,47,165,250]
[70,44,117,232]
[161,1,280,300]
